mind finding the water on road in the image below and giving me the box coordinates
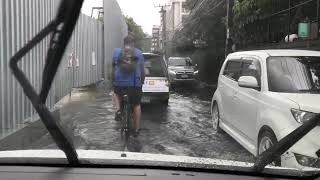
[31,82,254,163]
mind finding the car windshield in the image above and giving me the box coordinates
[2,0,320,178]
[144,55,166,77]
[168,58,192,66]
[268,56,320,93]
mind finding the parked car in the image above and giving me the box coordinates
[167,57,198,85]
[142,53,169,104]
[211,50,320,169]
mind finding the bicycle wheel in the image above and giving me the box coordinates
[126,104,132,134]
[121,96,130,138]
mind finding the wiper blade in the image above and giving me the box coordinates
[253,114,320,172]
[9,0,84,165]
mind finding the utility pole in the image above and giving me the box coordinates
[155,4,171,57]
[225,0,234,57]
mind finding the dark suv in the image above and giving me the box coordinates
[167,57,198,85]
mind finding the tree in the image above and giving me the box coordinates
[170,0,227,84]
[184,0,199,11]
[232,0,317,48]
[124,16,145,49]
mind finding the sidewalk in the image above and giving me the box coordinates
[0,81,108,150]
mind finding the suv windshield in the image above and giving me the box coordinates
[168,58,192,66]
[267,57,320,93]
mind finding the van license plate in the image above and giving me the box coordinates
[148,80,155,85]
[181,75,188,78]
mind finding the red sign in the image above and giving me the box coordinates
[68,53,75,67]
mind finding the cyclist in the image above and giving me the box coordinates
[112,34,145,137]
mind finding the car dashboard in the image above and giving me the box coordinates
[0,166,306,180]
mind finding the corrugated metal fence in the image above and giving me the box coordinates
[0,0,104,133]
[55,14,104,101]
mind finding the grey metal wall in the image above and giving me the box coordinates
[0,0,104,132]
[103,0,128,81]
[55,14,104,101]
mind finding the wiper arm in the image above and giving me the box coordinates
[253,114,320,172]
[9,0,84,165]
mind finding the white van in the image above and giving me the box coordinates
[211,50,320,169]
[142,53,170,105]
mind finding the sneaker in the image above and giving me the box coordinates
[133,129,140,137]
[115,111,121,121]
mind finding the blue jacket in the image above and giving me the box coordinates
[112,48,144,87]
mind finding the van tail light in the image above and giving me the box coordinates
[165,80,169,86]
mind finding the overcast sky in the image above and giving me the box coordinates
[82,0,165,34]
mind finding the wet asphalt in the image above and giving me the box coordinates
[30,81,255,163]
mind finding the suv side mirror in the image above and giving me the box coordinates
[238,76,260,89]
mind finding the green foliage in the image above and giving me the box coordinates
[169,0,227,83]
[124,16,145,49]
[232,0,315,47]
[233,0,260,28]
[232,0,294,28]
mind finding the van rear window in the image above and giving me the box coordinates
[144,56,166,77]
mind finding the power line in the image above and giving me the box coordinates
[175,0,224,32]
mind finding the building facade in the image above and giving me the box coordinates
[159,0,189,49]
[151,25,160,52]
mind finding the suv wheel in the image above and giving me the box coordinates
[211,103,221,132]
[258,130,281,166]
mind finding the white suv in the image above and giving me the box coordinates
[211,50,320,169]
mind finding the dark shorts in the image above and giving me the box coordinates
[113,86,142,105]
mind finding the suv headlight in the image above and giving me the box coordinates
[168,70,176,74]
[294,153,320,168]
[291,109,317,124]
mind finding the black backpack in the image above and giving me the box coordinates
[118,47,138,74]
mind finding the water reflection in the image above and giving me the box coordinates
[16,82,254,163]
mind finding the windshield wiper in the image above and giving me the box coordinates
[9,0,84,165]
[253,114,320,172]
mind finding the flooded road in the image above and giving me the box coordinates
[31,82,254,163]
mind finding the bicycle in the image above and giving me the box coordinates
[119,89,134,151]
[120,95,132,133]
